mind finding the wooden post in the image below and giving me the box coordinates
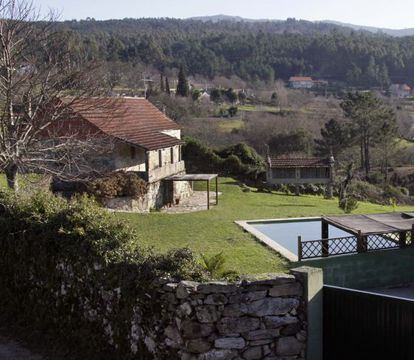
[207,180,210,210]
[298,236,302,261]
[321,220,329,257]
[357,230,367,253]
[215,176,218,205]
[400,231,407,248]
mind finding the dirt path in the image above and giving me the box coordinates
[0,336,43,360]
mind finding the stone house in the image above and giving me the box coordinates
[288,76,314,89]
[389,83,411,98]
[266,155,335,197]
[54,97,192,211]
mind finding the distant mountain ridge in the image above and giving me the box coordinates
[188,15,414,37]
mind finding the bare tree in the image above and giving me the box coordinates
[0,0,109,190]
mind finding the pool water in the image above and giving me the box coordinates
[250,219,351,257]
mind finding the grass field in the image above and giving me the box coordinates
[2,175,413,275]
[117,178,413,275]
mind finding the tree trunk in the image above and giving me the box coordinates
[360,138,365,170]
[364,138,370,179]
[5,165,18,191]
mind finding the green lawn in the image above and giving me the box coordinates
[117,178,414,275]
[2,175,412,275]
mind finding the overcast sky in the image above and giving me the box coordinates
[36,0,414,29]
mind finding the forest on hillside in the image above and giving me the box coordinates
[58,18,414,86]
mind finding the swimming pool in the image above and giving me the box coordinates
[236,217,352,261]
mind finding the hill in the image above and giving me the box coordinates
[58,17,414,86]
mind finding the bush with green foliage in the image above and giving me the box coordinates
[339,196,359,213]
[183,138,266,182]
[200,252,238,280]
[0,190,207,358]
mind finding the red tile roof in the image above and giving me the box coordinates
[62,97,182,150]
[268,156,330,168]
[289,76,313,82]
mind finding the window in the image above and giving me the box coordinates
[178,146,182,162]
[170,147,174,164]
[158,150,162,168]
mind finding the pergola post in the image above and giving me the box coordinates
[321,220,329,257]
[215,176,218,205]
[207,179,210,210]
[357,230,367,253]
[400,231,407,248]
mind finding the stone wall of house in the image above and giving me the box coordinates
[152,273,306,359]
[103,177,193,212]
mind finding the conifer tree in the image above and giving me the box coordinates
[165,77,171,95]
[160,74,165,92]
[176,66,189,97]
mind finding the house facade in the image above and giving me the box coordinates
[55,97,192,211]
[288,76,314,89]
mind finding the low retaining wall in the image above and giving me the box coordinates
[103,179,193,212]
[157,274,306,359]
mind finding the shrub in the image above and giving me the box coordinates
[339,196,359,213]
[88,171,148,200]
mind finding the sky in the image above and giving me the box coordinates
[35,0,414,29]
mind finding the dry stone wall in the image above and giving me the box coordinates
[155,273,306,359]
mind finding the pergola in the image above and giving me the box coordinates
[322,212,414,237]
[164,174,219,210]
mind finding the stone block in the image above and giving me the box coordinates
[198,282,238,294]
[217,317,260,335]
[244,329,280,341]
[264,316,298,329]
[198,349,238,360]
[269,283,302,297]
[242,346,263,359]
[222,303,248,317]
[215,337,246,349]
[181,321,214,339]
[276,336,305,356]
[229,291,267,304]
[204,293,229,305]
[247,298,299,317]
[186,338,212,354]
[196,305,221,323]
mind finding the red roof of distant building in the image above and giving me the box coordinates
[61,97,182,150]
[289,76,313,82]
[268,156,330,168]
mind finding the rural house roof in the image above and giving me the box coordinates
[63,97,182,150]
[289,76,313,82]
[268,156,331,168]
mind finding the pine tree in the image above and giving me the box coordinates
[314,119,351,158]
[165,77,171,95]
[176,66,189,97]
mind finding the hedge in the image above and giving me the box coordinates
[0,190,207,359]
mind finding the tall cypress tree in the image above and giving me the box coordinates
[165,77,171,95]
[160,74,165,92]
[176,66,189,97]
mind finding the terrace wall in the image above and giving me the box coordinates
[157,273,307,359]
[304,246,414,290]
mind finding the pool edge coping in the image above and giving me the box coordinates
[234,216,322,262]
